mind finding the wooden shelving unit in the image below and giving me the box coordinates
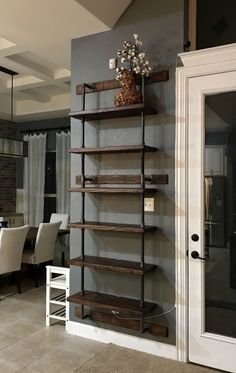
[68,75,169,336]
[74,307,168,337]
[75,174,169,185]
[69,144,158,154]
[68,291,156,316]
[68,187,157,194]
[68,256,156,275]
[68,221,157,233]
[69,103,156,121]
[75,70,169,95]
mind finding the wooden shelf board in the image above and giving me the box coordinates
[68,255,156,275]
[75,174,169,185]
[69,103,157,121]
[69,145,157,154]
[68,221,157,233]
[68,187,157,194]
[75,308,168,337]
[68,290,156,316]
[76,71,169,95]
[78,309,169,337]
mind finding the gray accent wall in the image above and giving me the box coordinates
[70,0,184,345]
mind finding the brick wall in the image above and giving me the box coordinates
[0,119,17,213]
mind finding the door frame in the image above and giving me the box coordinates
[175,43,236,363]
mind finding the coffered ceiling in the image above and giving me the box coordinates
[0,0,131,122]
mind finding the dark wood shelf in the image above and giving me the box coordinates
[69,103,157,121]
[76,174,169,185]
[75,308,168,337]
[76,71,169,95]
[68,290,156,316]
[68,255,157,275]
[68,187,157,194]
[69,144,157,154]
[68,221,157,233]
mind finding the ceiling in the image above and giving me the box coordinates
[0,0,132,122]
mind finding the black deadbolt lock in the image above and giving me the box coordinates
[191,234,199,242]
[191,250,206,260]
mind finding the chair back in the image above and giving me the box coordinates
[34,222,61,264]
[50,213,69,230]
[0,225,29,274]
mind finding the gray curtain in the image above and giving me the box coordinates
[23,133,46,226]
[56,131,70,214]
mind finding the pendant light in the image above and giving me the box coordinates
[0,65,27,157]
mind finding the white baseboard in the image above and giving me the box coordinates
[67,321,177,360]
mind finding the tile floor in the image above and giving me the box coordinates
[0,285,105,372]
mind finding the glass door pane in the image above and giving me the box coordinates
[205,92,236,338]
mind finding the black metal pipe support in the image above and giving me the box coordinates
[80,84,87,318]
[140,76,146,332]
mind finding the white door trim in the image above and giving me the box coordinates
[175,42,236,363]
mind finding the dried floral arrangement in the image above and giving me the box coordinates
[115,34,152,80]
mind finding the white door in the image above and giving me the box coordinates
[188,70,236,372]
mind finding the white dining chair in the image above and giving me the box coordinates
[0,225,29,293]
[22,221,61,287]
[50,213,69,229]
[50,213,69,266]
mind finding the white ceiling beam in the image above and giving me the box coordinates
[0,55,70,92]
[18,88,51,103]
[6,54,54,78]
[0,81,44,95]
[0,76,70,95]
[9,75,44,89]
[54,68,71,80]
[0,45,24,59]
[15,92,70,121]
[16,108,69,122]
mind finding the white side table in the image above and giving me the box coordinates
[46,265,70,329]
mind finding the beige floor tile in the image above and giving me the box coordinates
[14,287,46,304]
[0,298,46,326]
[0,358,17,373]
[0,339,51,370]
[25,325,105,354]
[59,334,106,355]
[0,309,23,325]
[0,298,29,313]
[0,332,20,350]
[17,363,47,372]
[0,318,43,338]
[0,285,106,372]
[19,305,45,324]
[17,348,92,373]
[24,325,74,348]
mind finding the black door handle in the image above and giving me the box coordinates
[191,234,199,242]
[191,250,206,260]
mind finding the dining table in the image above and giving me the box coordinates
[26,227,70,242]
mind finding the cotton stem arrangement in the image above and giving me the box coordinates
[116,34,153,80]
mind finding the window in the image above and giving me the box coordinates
[44,152,56,194]
[44,132,56,222]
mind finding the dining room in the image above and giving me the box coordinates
[0,70,71,295]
